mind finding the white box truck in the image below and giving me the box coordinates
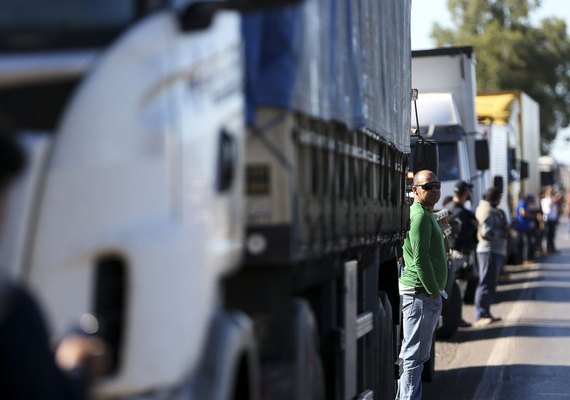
[0,0,416,398]
[412,47,489,209]
[476,91,541,217]
[476,91,541,265]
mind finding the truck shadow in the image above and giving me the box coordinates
[445,319,570,343]
[422,364,570,399]
[498,275,570,285]
[495,285,570,303]
[493,258,570,303]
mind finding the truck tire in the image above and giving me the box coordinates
[293,299,325,400]
[185,311,261,400]
[261,300,325,400]
[463,277,477,305]
[436,280,462,340]
[508,234,523,265]
[378,292,396,400]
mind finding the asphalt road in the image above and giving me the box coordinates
[423,220,570,400]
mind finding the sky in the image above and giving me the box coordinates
[411,0,570,50]
[411,0,570,163]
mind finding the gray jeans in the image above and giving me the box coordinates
[397,293,442,400]
[475,251,505,319]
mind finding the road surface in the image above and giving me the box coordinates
[423,220,570,400]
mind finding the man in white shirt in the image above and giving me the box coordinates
[541,185,562,253]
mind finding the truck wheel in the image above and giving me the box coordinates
[293,299,325,400]
[436,280,462,340]
[260,300,325,400]
[508,234,523,265]
[184,311,261,400]
[261,299,325,400]
[463,277,477,305]
[378,292,395,400]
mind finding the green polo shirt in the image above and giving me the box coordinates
[400,201,448,295]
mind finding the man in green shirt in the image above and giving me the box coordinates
[397,170,448,400]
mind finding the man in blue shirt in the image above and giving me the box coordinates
[513,194,536,263]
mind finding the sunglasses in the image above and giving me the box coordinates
[415,181,441,191]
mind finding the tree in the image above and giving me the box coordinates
[431,0,570,151]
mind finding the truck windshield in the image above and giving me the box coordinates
[438,143,460,181]
[0,1,137,51]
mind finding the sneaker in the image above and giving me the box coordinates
[473,317,493,327]
[473,316,501,327]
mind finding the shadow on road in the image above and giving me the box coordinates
[444,319,570,343]
[442,253,570,343]
[498,275,570,285]
[495,285,570,303]
[422,364,570,400]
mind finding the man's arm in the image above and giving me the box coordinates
[409,212,440,295]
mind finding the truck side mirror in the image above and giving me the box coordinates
[411,139,439,176]
[475,139,489,171]
[519,159,529,180]
[493,175,504,194]
[541,171,555,186]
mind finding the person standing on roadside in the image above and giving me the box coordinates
[447,180,478,256]
[446,180,478,327]
[473,187,508,327]
[397,170,447,400]
[514,194,537,263]
[541,185,562,253]
[564,188,570,238]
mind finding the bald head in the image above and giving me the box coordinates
[412,170,440,210]
[413,170,437,186]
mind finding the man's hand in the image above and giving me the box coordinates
[55,334,109,381]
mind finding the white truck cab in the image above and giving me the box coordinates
[411,92,481,209]
[0,2,254,397]
[412,47,489,210]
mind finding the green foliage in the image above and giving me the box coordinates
[431,0,570,150]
